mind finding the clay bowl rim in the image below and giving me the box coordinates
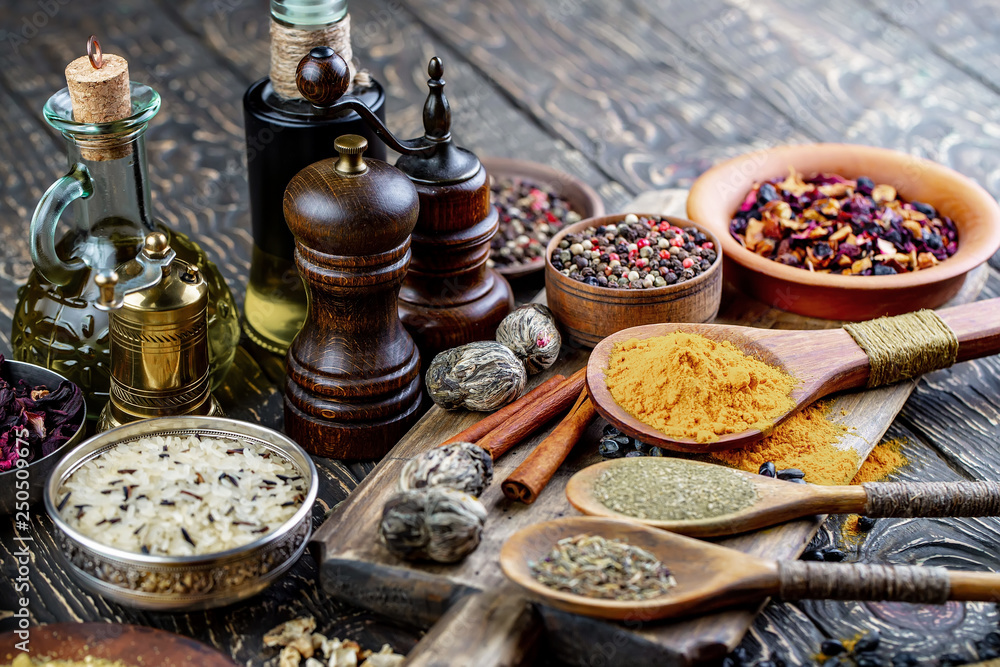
[544,213,723,300]
[686,142,1000,292]
[483,156,606,279]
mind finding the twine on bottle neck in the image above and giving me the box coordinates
[270,14,369,100]
[843,309,958,387]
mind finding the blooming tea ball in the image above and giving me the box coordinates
[425,341,527,411]
[495,304,561,375]
[379,487,487,563]
[399,441,493,497]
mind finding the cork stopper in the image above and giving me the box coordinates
[65,37,130,124]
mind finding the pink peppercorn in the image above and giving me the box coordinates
[670,237,684,247]
[636,258,648,268]
[703,242,714,251]
[682,257,694,269]
[636,238,650,248]
[609,252,620,262]
[659,249,670,259]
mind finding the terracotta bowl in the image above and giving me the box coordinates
[687,143,1000,320]
[483,157,605,279]
[545,214,722,347]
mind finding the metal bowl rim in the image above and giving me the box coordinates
[44,415,318,566]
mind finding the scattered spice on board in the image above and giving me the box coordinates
[488,176,581,271]
[605,333,796,443]
[730,168,958,274]
[850,438,908,485]
[711,402,855,485]
[529,533,676,601]
[593,457,758,521]
[550,213,717,289]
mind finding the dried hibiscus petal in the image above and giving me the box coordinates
[0,356,83,467]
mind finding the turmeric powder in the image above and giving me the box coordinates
[605,333,796,443]
[850,438,908,485]
[711,402,857,485]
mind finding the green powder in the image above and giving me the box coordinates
[593,458,758,521]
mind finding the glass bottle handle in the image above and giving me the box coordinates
[30,163,94,286]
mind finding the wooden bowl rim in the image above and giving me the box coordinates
[482,156,606,278]
[544,214,723,298]
[687,142,1000,291]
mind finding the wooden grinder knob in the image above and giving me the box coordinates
[295,46,351,107]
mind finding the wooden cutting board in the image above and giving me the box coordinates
[311,190,987,667]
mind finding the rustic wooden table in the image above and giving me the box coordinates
[2,1,1000,665]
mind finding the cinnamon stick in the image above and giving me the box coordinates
[441,375,565,446]
[477,368,586,461]
[502,390,597,504]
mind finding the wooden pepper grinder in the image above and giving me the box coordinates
[295,48,514,359]
[283,133,422,459]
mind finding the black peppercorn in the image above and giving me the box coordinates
[821,639,846,656]
[853,631,880,653]
[758,461,777,477]
[857,515,877,531]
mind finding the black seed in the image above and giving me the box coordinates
[891,653,918,667]
[57,492,72,511]
[160,500,175,506]
[821,640,845,656]
[857,516,877,531]
[820,547,846,562]
[133,524,145,535]
[141,545,150,555]
[853,630,880,653]
[181,527,196,547]
[801,549,825,562]
[624,451,644,458]
[776,468,805,480]
[938,652,970,667]
[602,423,621,437]
[855,656,884,667]
[648,447,665,457]
[598,439,623,459]
[758,461,777,477]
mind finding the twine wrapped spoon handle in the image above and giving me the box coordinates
[863,481,1000,517]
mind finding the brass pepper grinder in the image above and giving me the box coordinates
[93,232,222,431]
[294,48,514,360]
[283,134,421,459]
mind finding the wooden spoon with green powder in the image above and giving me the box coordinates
[587,300,1000,453]
[501,516,1000,622]
[565,457,1000,538]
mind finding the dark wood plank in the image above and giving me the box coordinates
[399,0,816,194]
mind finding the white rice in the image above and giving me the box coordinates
[56,434,306,556]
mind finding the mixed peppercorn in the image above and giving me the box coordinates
[488,176,581,272]
[730,169,958,275]
[550,213,717,289]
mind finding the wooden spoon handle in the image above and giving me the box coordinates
[778,562,950,604]
[936,298,1000,363]
[778,562,1000,605]
[863,481,1000,517]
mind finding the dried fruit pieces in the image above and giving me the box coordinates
[729,169,958,275]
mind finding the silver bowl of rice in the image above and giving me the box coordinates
[43,416,318,611]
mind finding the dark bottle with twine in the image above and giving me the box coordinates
[242,0,387,355]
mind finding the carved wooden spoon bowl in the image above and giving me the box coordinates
[586,299,1000,453]
[565,458,1000,538]
[500,516,1000,622]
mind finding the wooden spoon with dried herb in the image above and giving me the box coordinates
[565,458,1000,538]
[500,516,1000,622]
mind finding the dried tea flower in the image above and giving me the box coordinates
[379,487,487,563]
[425,341,527,411]
[495,304,561,375]
[0,355,84,471]
[399,441,493,497]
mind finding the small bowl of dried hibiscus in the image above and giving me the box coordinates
[687,143,1000,319]
[0,356,86,515]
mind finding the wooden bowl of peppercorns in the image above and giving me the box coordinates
[545,213,723,347]
[687,143,1000,320]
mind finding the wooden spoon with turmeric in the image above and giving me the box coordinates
[586,299,1000,453]
[565,457,1000,538]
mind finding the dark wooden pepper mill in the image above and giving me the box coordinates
[283,133,421,459]
[295,47,514,359]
